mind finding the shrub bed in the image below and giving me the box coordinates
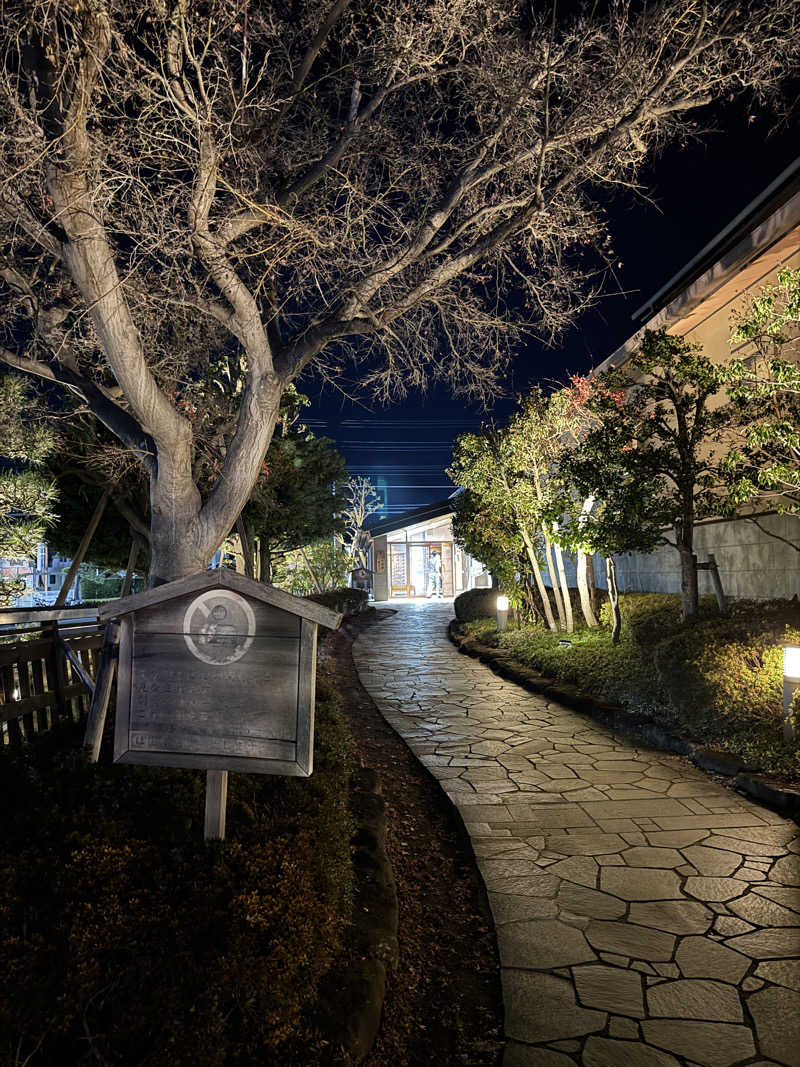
[307,587,369,616]
[460,593,800,781]
[0,679,354,1066]
[453,587,496,622]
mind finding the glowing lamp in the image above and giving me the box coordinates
[784,647,800,681]
[496,594,509,633]
[783,647,800,742]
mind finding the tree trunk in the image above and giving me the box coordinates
[235,516,255,579]
[577,496,599,626]
[706,553,727,614]
[148,441,206,585]
[148,522,208,585]
[299,546,324,593]
[519,528,557,631]
[678,543,698,621]
[576,550,599,628]
[121,539,139,597]
[147,388,283,586]
[586,552,600,619]
[543,531,566,630]
[259,540,272,584]
[552,531,574,634]
[605,555,621,645]
[521,576,540,624]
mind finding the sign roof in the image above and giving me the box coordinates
[99,569,342,630]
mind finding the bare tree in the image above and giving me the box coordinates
[1,0,797,583]
[343,476,381,566]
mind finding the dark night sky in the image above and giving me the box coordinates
[304,102,799,519]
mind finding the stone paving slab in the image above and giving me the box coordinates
[353,602,800,1066]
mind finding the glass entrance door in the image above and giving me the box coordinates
[408,544,427,597]
[389,541,456,598]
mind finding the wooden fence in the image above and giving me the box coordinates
[0,608,103,747]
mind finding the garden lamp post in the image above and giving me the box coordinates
[783,647,800,742]
[496,595,509,633]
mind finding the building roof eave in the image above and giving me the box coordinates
[367,497,456,538]
[592,161,800,378]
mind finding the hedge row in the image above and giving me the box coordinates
[306,587,369,616]
[0,679,354,1066]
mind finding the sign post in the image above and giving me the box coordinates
[96,571,341,840]
[204,770,228,841]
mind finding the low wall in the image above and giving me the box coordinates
[551,513,800,601]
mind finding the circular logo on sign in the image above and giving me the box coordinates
[183,590,256,665]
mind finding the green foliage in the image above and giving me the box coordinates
[730,267,800,347]
[461,594,800,779]
[0,376,58,603]
[454,587,497,622]
[77,565,145,601]
[451,488,522,598]
[274,540,355,596]
[449,388,601,627]
[306,587,368,616]
[723,267,800,516]
[0,377,53,465]
[449,424,550,616]
[243,425,349,579]
[0,682,354,1065]
[789,688,800,734]
[565,329,735,559]
[49,477,140,572]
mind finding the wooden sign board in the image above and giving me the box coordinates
[101,571,341,778]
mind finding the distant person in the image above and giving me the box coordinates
[427,550,443,597]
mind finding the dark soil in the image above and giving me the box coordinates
[318,609,504,1067]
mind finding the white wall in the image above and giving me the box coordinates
[548,513,800,601]
[611,513,800,601]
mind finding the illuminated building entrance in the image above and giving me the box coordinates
[367,498,488,602]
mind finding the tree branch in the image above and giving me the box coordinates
[746,515,800,554]
[189,132,274,372]
[43,2,187,458]
[270,0,353,139]
[0,344,157,472]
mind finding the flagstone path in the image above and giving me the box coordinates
[353,601,800,1067]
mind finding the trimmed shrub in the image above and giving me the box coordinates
[0,680,354,1065]
[454,587,496,622]
[307,587,368,616]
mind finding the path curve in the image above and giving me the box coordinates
[353,601,800,1067]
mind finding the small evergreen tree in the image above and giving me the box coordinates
[0,377,57,605]
[451,488,537,617]
[449,428,560,630]
[565,329,735,621]
[241,433,349,584]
